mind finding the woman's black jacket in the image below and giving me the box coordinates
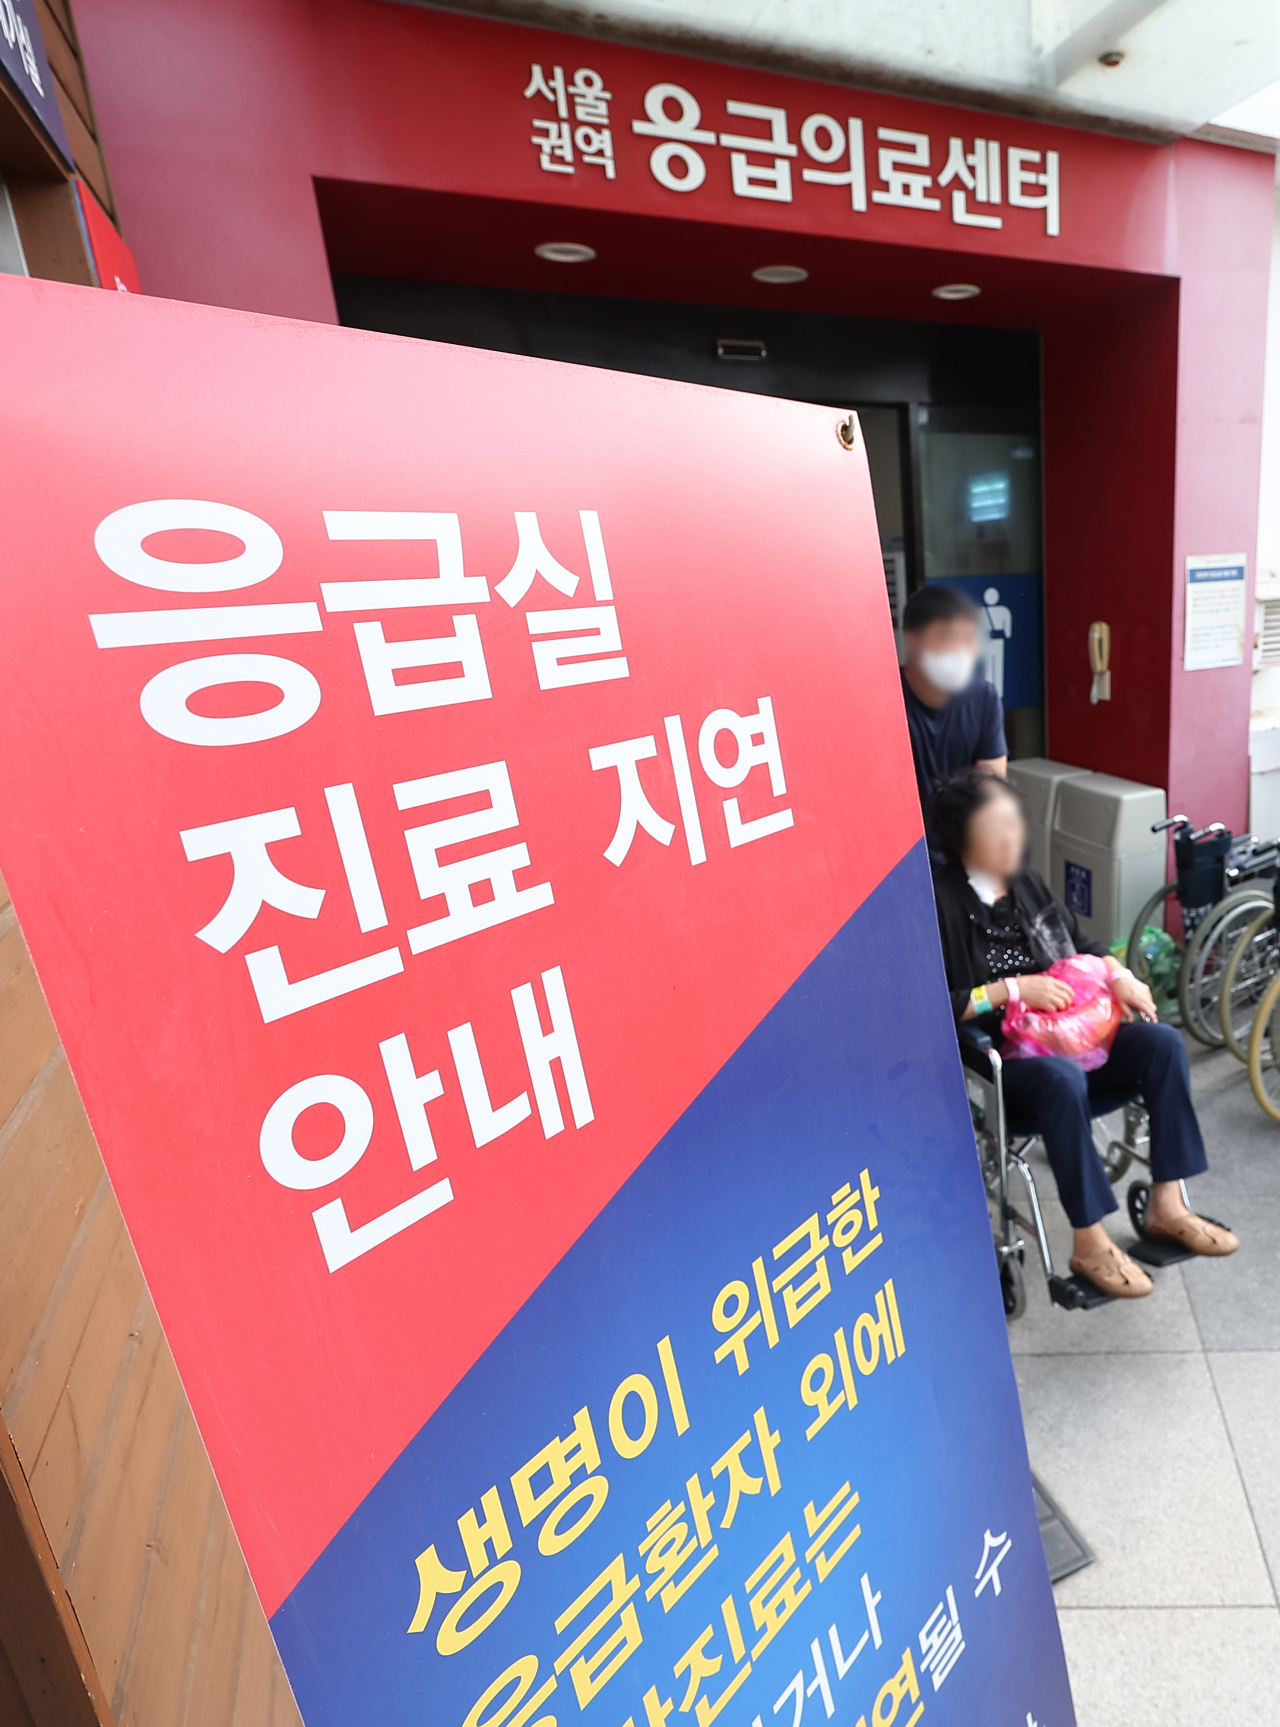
[932,858,1109,1025]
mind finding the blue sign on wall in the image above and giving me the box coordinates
[929,574,1044,712]
[0,1,72,166]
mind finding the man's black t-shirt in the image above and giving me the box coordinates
[900,668,1007,819]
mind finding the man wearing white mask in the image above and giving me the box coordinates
[899,585,1007,857]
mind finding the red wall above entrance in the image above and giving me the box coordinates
[72,0,1278,828]
[77,0,1180,322]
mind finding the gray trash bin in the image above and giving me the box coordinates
[1049,774,1168,949]
[1006,758,1094,881]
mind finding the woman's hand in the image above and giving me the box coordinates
[1016,973,1075,1011]
[1111,971,1158,1023]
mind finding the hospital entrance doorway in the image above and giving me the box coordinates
[335,275,1045,758]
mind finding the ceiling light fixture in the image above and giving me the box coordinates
[534,242,597,263]
[931,283,982,301]
[752,264,808,285]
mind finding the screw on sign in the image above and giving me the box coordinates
[0,277,1076,1727]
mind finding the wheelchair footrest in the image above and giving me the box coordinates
[1128,1217,1231,1269]
[1048,1273,1116,1310]
[1127,1237,1194,1268]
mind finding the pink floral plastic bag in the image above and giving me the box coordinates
[1000,953,1122,1071]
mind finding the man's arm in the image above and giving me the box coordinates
[976,684,1008,779]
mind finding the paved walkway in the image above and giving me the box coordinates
[1009,1037,1280,1726]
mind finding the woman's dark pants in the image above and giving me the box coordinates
[999,1021,1208,1229]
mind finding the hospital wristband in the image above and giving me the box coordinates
[1005,977,1021,1003]
[1109,966,1134,993]
[970,984,995,1015]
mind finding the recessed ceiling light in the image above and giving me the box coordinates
[752,264,809,285]
[931,283,982,301]
[535,242,597,263]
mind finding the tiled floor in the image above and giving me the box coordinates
[1007,1037,1280,1726]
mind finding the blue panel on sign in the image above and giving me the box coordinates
[273,843,1074,1727]
[1064,861,1092,919]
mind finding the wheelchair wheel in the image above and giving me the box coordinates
[1220,906,1279,1064]
[1127,1180,1151,1237]
[1178,888,1274,1047]
[999,1252,1027,1320]
[1100,1138,1132,1184]
[1126,880,1180,983]
[1247,969,1280,1124]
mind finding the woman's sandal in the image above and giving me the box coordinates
[1142,1213,1239,1257]
[1069,1241,1154,1299]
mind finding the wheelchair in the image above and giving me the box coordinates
[1127,815,1280,1045]
[1219,895,1277,1064]
[959,1023,1175,1317]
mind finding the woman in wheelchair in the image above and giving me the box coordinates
[931,768,1238,1299]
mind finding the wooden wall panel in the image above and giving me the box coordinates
[32,0,118,221]
[273,1664,306,1727]
[65,1302,184,1696]
[0,902,58,1124]
[4,176,96,284]
[183,1506,248,1727]
[230,1599,282,1727]
[5,1177,119,1453]
[55,93,112,212]
[0,1057,105,1400]
[20,1247,147,1557]
[0,870,305,1725]
[113,1408,217,1727]
[0,1634,39,1727]
[0,1421,112,1727]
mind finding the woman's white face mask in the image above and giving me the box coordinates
[919,647,978,694]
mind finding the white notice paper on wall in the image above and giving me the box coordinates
[1184,554,1248,671]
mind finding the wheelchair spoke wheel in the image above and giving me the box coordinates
[1248,969,1280,1124]
[1220,907,1279,1063]
[1126,881,1177,974]
[1126,881,1182,1012]
[1178,889,1274,1047]
[977,1134,1001,1205]
[1127,1180,1151,1237]
[999,1252,1027,1320]
[1101,1139,1132,1184]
